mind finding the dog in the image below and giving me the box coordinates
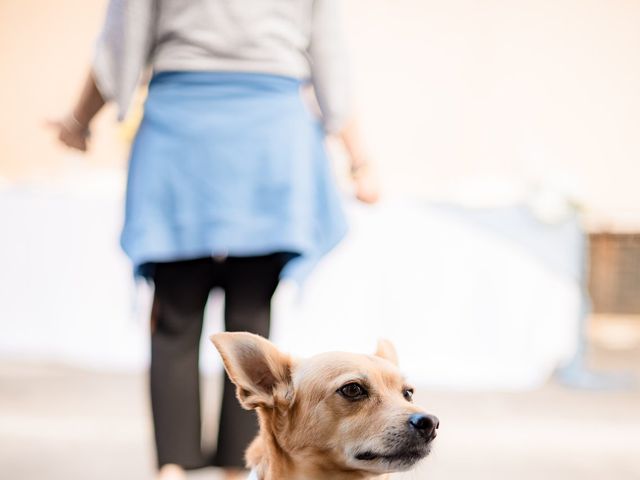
[211,332,439,480]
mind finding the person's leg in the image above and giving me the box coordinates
[151,258,213,475]
[214,254,288,473]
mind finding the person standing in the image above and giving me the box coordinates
[49,1,379,479]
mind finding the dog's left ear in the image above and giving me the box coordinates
[211,332,292,410]
[375,338,399,366]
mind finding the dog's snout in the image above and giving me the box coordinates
[408,413,439,439]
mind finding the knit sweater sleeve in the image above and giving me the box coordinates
[92,0,156,120]
[308,0,352,134]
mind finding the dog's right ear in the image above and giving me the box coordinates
[210,332,292,410]
[375,338,399,366]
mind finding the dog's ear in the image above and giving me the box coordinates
[211,332,292,410]
[375,339,399,366]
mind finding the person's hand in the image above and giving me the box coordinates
[337,118,380,204]
[351,162,381,204]
[46,114,90,152]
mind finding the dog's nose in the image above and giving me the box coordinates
[409,413,439,439]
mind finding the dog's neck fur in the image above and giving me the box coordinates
[247,410,387,480]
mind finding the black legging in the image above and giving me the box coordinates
[150,254,290,470]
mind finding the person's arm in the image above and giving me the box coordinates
[308,0,380,203]
[48,70,105,152]
[72,70,106,128]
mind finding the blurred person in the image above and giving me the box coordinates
[48,0,378,479]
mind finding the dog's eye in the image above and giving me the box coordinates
[338,382,367,399]
[403,388,414,402]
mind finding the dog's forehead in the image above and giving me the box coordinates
[293,351,405,388]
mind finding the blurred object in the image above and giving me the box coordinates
[557,233,640,389]
[556,234,636,390]
[589,315,640,351]
[442,175,640,390]
[589,233,640,314]
[415,175,637,390]
[273,199,584,390]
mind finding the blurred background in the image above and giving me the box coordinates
[1,0,639,479]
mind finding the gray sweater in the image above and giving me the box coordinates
[93,0,350,132]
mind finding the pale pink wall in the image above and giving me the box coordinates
[345,0,640,228]
[0,0,125,179]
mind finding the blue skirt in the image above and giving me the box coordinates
[121,72,348,281]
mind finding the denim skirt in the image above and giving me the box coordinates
[121,71,347,281]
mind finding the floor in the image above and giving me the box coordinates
[1,344,639,480]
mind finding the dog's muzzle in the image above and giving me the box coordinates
[354,413,439,467]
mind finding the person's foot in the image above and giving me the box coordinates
[157,464,187,480]
[223,468,246,480]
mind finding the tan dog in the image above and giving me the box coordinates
[211,332,439,480]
